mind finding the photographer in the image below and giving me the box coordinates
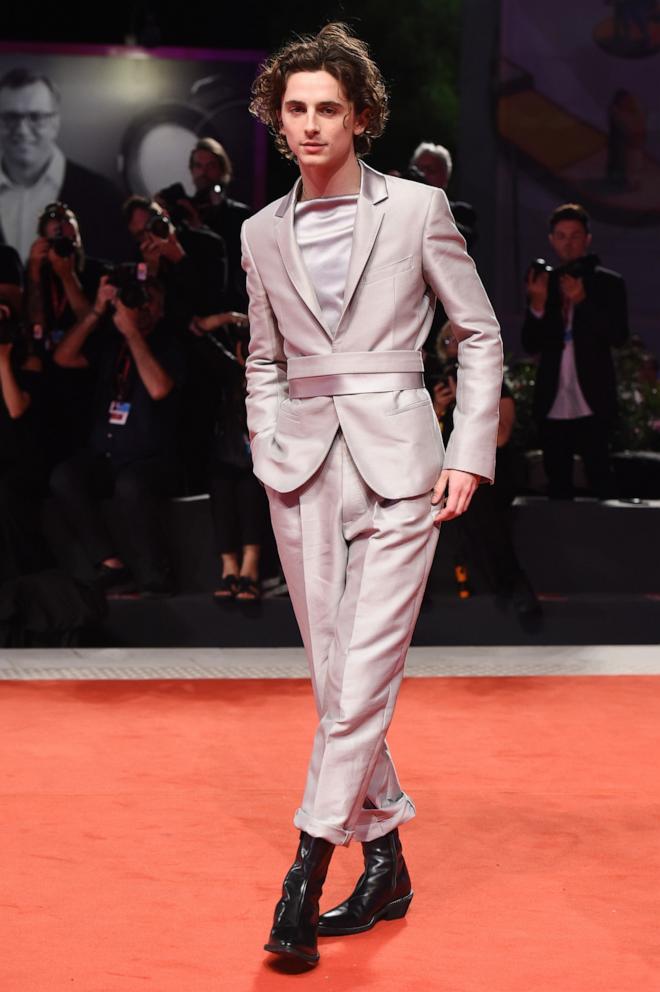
[25,202,106,465]
[185,137,251,310]
[50,274,183,595]
[0,252,51,580]
[188,310,268,600]
[522,203,629,499]
[122,195,227,324]
[429,326,540,620]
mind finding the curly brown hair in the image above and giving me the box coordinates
[249,22,389,159]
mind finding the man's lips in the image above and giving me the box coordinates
[301,142,325,148]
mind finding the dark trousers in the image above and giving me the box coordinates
[0,458,53,583]
[50,451,179,584]
[208,460,268,554]
[456,469,526,597]
[541,415,613,499]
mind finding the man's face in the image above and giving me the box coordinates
[190,150,224,193]
[0,82,60,174]
[549,220,591,263]
[413,152,449,189]
[43,215,78,243]
[127,208,152,245]
[279,71,367,172]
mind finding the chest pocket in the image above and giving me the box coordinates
[363,255,414,285]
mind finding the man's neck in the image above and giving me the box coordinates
[2,154,52,188]
[299,155,361,202]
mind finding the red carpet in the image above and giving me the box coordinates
[1,675,659,991]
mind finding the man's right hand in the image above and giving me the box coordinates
[93,275,117,315]
[526,268,549,313]
[27,237,50,273]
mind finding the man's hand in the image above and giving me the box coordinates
[559,273,586,307]
[27,237,50,273]
[526,268,549,313]
[188,311,249,336]
[158,228,186,264]
[113,298,141,340]
[93,275,117,315]
[48,247,76,280]
[431,469,480,524]
[432,377,456,418]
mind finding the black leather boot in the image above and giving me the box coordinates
[264,831,335,965]
[318,828,412,936]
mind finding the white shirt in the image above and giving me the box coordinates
[294,194,358,335]
[0,145,66,263]
[531,303,593,420]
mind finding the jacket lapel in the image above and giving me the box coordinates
[274,177,330,336]
[334,162,388,334]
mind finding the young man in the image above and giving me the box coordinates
[243,23,502,966]
[522,203,629,499]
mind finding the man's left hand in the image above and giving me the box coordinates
[48,248,76,279]
[431,469,480,524]
[113,298,140,340]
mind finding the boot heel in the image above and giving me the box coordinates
[383,891,413,920]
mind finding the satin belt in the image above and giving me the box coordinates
[287,350,424,380]
[289,370,424,398]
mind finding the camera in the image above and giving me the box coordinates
[0,297,20,345]
[528,253,599,281]
[106,262,149,309]
[146,211,172,240]
[156,183,190,227]
[47,236,76,258]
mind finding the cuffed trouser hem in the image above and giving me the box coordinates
[351,795,416,844]
[293,809,353,846]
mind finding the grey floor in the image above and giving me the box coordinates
[0,644,658,680]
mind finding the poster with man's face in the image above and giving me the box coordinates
[0,42,266,261]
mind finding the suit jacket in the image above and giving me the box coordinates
[241,161,503,498]
[521,265,629,422]
[59,160,134,263]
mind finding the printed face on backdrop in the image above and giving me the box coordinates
[548,220,592,263]
[279,70,367,173]
[0,80,61,176]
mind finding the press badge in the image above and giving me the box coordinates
[109,401,131,425]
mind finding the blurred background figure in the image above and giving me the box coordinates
[429,324,540,621]
[522,203,629,500]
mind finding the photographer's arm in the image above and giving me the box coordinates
[49,252,89,321]
[113,301,174,402]
[0,344,30,419]
[25,240,48,327]
[574,274,629,347]
[54,277,114,369]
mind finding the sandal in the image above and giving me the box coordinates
[213,574,239,600]
[235,576,261,601]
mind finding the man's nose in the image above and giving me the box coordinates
[304,113,320,133]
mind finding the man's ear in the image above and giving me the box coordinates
[586,232,593,249]
[353,108,370,136]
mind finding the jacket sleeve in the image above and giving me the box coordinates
[241,223,288,444]
[576,272,629,347]
[422,188,503,483]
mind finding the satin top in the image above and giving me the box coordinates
[294,194,358,335]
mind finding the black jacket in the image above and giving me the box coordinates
[521,264,629,422]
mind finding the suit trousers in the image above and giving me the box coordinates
[265,432,439,846]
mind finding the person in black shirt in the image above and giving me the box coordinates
[25,202,106,468]
[50,276,183,595]
[187,137,251,311]
[0,260,52,580]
